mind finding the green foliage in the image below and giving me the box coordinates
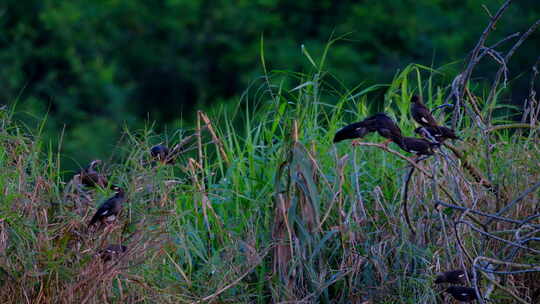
[1,0,539,171]
[0,39,539,302]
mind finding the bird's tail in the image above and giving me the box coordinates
[333,130,348,143]
[333,125,368,143]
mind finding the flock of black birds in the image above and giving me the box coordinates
[75,95,473,301]
[72,144,177,262]
[334,95,459,157]
[334,95,477,302]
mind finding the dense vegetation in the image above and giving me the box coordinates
[1,1,539,303]
[1,0,540,171]
[1,16,540,302]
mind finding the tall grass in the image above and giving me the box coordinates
[1,24,540,304]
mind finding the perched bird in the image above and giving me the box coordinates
[151,144,170,161]
[410,95,439,127]
[410,95,459,144]
[99,244,127,262]
[393,136,439,156]
[333,113,402,144]
[415,126,460,143]
[150,144,181,165]
[445,286,478,302]
[79,160,109,188]
[435,270,466,284]
[372,113,403,140]
[88,187,126,227]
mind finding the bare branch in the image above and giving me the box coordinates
[435,200,540,228]
[492,180,540,220]
[486,19,540,118]
[453,0,513,128]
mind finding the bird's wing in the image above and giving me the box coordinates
[412,104,439,127]
[418,111,438,126]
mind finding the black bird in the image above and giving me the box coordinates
[79,160,109,188]
[88,187,126,227]
[445,286,478,302]
[393,136,439,156]
[151,144,181,165]
[99,244,127,262]
[435,270,466,284]
[410,95,439,127]
[333,113,402,144]
[372,113,403,140]
[151,144,170,161]
[415,126,460,143]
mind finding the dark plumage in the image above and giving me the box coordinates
[435,270,466,284]
[333,122,372,143]
[79,160,109,188]
[150,144,181,165]
[445,286,478,302]
[151,145,170,161]
[333,118,377,143]
[373,113,403,139]
[394,136,439,156]
[88,187,126,227]
[333,113,401,143]
[411,95,439,127]
[99,244,127,262]
[415,126,460,143]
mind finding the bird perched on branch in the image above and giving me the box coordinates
[415,126,460,143]
[333,113,402,144]
[445,286,478,302]
[393,136,439,156]
[99,244,127,262]
[88,186,126,227]
[410,95,459,143]
[78,160,109,188]
[410,95,439,127]
[335,111,439,156]
[435,270,466,284]
[372,113,403,140]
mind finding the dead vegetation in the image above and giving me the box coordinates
[0,1,539,303]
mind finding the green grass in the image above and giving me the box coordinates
[0,47,539,303]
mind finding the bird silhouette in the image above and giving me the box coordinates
[372,113,403,140]
[435,270,466,284]
[151,144,170,161]
[78,160,109,188]
[410,95,459,144]
[410,95,439,127]
[415,126,460,143]
[333,116,378,143]
[333,113,402,143]
[150,144,181,165]
[445,286,478,302]
[88,186,126,227]
[393,136,440,156]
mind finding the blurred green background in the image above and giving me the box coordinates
[1,0,539,172]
